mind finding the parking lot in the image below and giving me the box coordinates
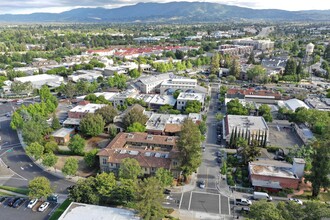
[0,197,57,220]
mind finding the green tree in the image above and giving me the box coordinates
[237,138,261,165]
[198,121,207,135]
[173,90,181,99]
[110,178,137,204]
[95,172,116,197]
[51,113,61,130]
[210,53,220,75]
[10,111,24,130]
[247,51,255,64]
[26,142,44,160]
[177,118,202,179]
[126,122,146,132]
[229,58,241,78]
[42,152,58,168]
[221,160,227,175]
[324,44,330,62]
[305,140,330,197]
[184,100,202,114]
[62,157,79,176]
[284,58,297,75]
[128,68,141,79]
[227,99,248,115]
[119,158,142,180]
[80,114,105,137]
[122,108,148,129]
[84,149,99,168]
[69,177,99,205]
[247,65,268,83]
[95,105,117,124]
[155,168,173,187]
[44,141,59,153]
[248,200,285,220]
[259,104,273,122]
[28,177,53,199]
[136,177,165,220]
[68,134,86,155]
[215,113,224,121]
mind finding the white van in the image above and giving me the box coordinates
[253,192,272,201]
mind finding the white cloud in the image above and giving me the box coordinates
[0,0,329,14]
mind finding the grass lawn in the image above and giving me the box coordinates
[0,185,29,195]
[49,199,72,220]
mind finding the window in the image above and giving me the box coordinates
[110,163,113,167]
[102,158,107,165]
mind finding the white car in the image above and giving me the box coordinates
[27,198,38,208]
[288,198,303,205]
[199,180,206,189]
[38,202,50,212]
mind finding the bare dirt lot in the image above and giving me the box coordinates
[268,126,304,153]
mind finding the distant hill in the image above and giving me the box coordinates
[0,2,330,23]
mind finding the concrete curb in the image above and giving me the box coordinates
[16,130,76,182]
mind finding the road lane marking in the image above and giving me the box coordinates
[188,191,192,211]
[192,190,220,196]
[219,194,221,214]
[179,192,184,209]
[228,196,231,215]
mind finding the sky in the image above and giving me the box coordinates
[1,0,330,14]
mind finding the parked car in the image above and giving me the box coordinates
[0,197,7,204]
[216,157,222,164]
[27,198,38,208]
[7,197,20,207]
[201,146,206,152]
[235,198,252,206]
[38,202,50,212]
[163,189,171,194]
[47,194,58,202]
[241,207,250,213]
[288,198,303,205]
[216,151,223,157]
[199,180,206,189]
[253,192,272,201]
[13,198,25,208]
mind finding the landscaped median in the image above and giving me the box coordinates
[49,199,72,220]
[0,185,29,195]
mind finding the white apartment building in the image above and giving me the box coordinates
[160,78,197,94]
[14,74,64,89]
[176,92,205,110]
[136,73,171,94]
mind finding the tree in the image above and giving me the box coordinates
[44,141,59,153]
[68,134,86,155]
[305,140,330,197]
[26,142,44,160]
[10,111,24,130]
[247,65,268,83]
[227,99,248,115]
[11,81,33,94]
[95,172,116,197]
[284,58,297,75]
[42,152,58,168]
[221,160,227,175]
[198,121,207,135]
[95,105,117,124]
[210,53,220,75]
[111,178,137,205]
[84,149,99,168]
[62,157,79,176]
[184,100,202,114]
[61,81,76,99]
[177,118,202,179]
[155,168,173,187]
[324,44,330,62]
[237,138,261,165]
[259,104,273,122]
[80,114,105,137]
[215,113,224,121]
[69,177,99,205]
[173,90,181,99]
[128,68,141,79]
[248,200,285,220]
[51,113,61,130]
[122,108,148,129]
[247,51,255,64]
[119,158,142,180]
[136,177,165,220]
[229,58,241,78]
[28,177,53,199]
[126,122,146,132]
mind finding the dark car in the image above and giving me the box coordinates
[47,194,58,202]
[7,197,20,207]
[216,157,222,164]
[67,185,75,191]
[13,198,25,208]
[0,197,7,204]
[216,151,223,157]
[164,189,171,194]
[241,207,250,213]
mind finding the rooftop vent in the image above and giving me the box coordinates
[147,134,153,140]
[167,137,174,142]
[128,133,134,139]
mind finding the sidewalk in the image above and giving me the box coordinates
[170,172,198,193]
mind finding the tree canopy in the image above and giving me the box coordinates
[28,177,53,199]
[119,158,142,180]
[68,134,86,155]
[80,113,105,137]
[62,157,79,176]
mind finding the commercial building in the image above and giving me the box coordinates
[223,115,269,145]
[13,74,64,89]
[68,102,106,119]
[135,73,171,94]
[248,159,304,192]
[278,98,310,111]
[50,128,75,144]
[226,88,282,104]
[176,92,205,110]
[58,202,140,220]
[148,94,177,110]
[68,70,103,82]
[233,39,274,51]
[219,44,253,56]
[98,132,181,178]
[160,78,208,95]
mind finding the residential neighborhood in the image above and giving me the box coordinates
[0,2,330,220]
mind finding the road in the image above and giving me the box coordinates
[0,102,72,194]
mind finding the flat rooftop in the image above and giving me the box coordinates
[249,160,297,179]
[69,103,106,114]
[51,128,74,138]
[149,94,176,106]
[59,202,140,220]
[177,92,205,102]
[227,115,269,131]
[14,74,63,83]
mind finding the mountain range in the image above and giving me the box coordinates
[0,2,329,23]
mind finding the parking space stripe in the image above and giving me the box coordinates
[227,197,230,215]
[188,191,192,211]
[219,194,221,214]
[178,192,184,209]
